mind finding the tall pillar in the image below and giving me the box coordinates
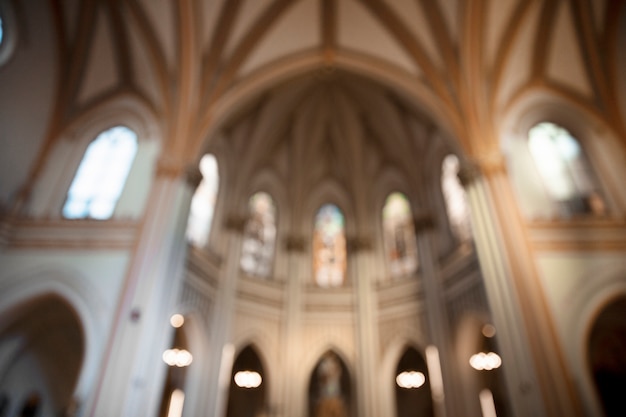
[414,215,454,417]
[281,235,306,417]
[203,213,246,417]
[459,160,584,417]
[349,236,380,417]
[89,161,196,417]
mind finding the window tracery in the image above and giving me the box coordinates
[441,154,472,242]
[313,204,346,287]
[528,122,604,216]
[382,192,418,278]
[63,126,138,219]
[240,192,277,277]
[186,154,219,247]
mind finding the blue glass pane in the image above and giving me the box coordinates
[63,126,138,219]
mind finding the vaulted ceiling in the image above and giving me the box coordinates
[46,0,626,171]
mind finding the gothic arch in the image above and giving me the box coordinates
[0,266,105,406]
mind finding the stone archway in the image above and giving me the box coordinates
[588,297,626,417]
[0,294,84,416]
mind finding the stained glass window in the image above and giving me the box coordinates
[528,122,603,214]
[0,15,4,45]
[62,126,138,219]
[382,193,418,278]
[240,192,277,277]
[441,155,472,242]
[186,154,219,247]
[313,204,346,287]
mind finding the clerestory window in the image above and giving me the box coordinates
[63,126,138,219]
[313,204,346,287]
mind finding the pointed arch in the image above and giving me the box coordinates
[62,125,138,219]
[225,344,268,417]
[308,350,352,417]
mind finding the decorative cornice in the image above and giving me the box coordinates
[185,164,203,188]
[457,163,481,187]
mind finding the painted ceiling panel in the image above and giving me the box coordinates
[78,8,118,104]
[239,0,319,77]
[496,2,540,109]
[616,7,626,125]
[485,0,518,69]
[591,0,607,36]
[338,0,420,75]
[547,1,592,98]
[438,0,459,41]
[224,0,273,59]
[138,0,176,71]
[127,22,162,110]
[387,0,444,69]
[61,0,80,45]
[202,0,225,52]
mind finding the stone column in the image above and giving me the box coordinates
[459,160,583,417]
[413,215,453,417]
[89,160,196,417]
[348,236,380,417]
[281,235,306,417]
[204,213,247,417]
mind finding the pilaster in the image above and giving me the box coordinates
[89,160,196,417]
[459,158,584,417]
[414,215,451,417]
[204,213,247,417]
[348,235,380,417]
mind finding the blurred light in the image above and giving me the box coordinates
[482,324,496,338]
[425,345,445,402]
[479,389,497,417]
[469,352,502,371]
[170,314,185,328]
[163,349,193,367]
[234,371,262,388]
[396,371,425,389]
[167,389,185,417]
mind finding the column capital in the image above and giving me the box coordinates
[155,157,184,179]
[185,164,203,189]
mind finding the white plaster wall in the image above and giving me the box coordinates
[0,249,132,410]
[534,252,626,417]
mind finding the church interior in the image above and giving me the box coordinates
[0,1,625,416]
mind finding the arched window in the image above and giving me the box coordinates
[186,154,219,247]
[382,192,418,278]
[62,126,138,219]
[528,122,604,215]
[313,204,346,287]
[240,192,277,278]
[441,154,472,242]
